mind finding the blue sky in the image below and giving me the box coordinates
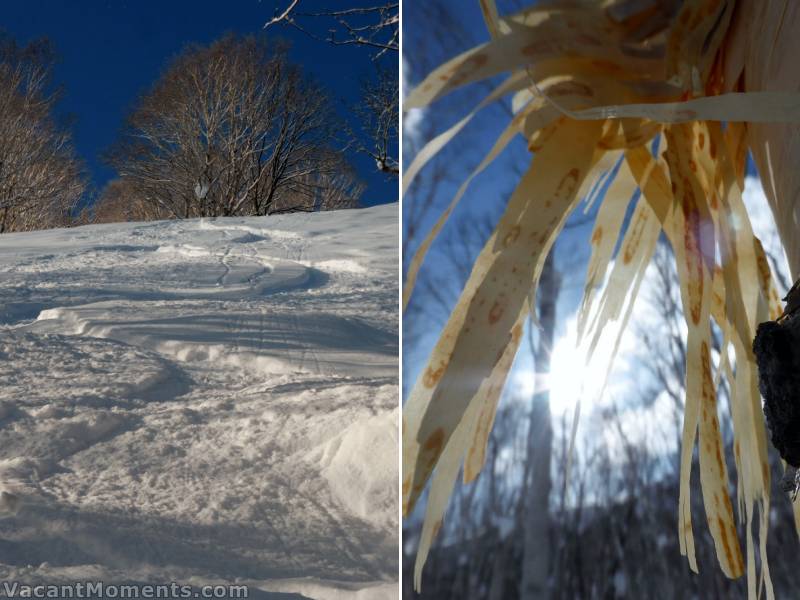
[2,0,398,207]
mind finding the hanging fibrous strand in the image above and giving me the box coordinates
[402,0,800,596]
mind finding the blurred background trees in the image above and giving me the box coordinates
[92,178,161,224]
[0,34,85,233]
[403,211,800,599]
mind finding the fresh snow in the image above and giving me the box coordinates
[0,205,399,599]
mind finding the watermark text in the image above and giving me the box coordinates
[1,581,249,598]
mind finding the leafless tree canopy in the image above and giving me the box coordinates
[107,35,361,220]
[0,35,86,233]
[265,3,399,179]
[93,178,166,223]
[270,156,365,213]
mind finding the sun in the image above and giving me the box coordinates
[513,313,630,418]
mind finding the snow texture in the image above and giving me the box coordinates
[0,205,398,599]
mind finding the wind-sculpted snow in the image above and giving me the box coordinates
[0,205,399,599]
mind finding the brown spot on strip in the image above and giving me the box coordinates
[423,361,448,388]
[488,299,505,325]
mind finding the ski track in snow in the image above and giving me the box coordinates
[0,206,399,599]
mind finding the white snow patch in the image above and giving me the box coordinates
[0,204,398,597]
[312,259,368,274]
[315,405,398,529]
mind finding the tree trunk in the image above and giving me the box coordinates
[487,540,509,600]
[520,251,559,600]
[729,0,800,279]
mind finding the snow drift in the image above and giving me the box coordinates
[0,204,398,599]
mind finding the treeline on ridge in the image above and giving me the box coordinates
[0,32,368,233]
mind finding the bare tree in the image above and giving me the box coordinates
[107,35,348,219]
[519,253,557,600]
[93,177,166,223]
[349,67,398,177]
[265,2,398,59]
[265,3,399,181]
[317,168,365,210]
[270,153,365,213]
[0,35,86,233]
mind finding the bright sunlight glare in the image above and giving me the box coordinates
[513,314,628,417]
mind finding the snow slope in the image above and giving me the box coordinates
[0,205,398,599]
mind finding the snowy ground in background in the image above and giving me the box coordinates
[0,205,399,599]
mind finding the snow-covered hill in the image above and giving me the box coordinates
[0,205,398,599]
